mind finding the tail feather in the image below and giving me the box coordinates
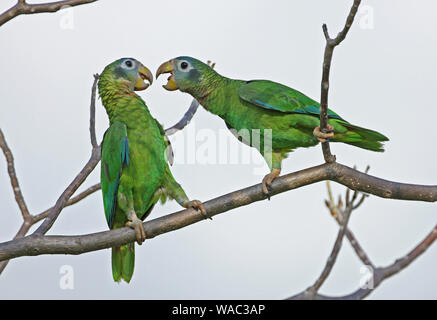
[332,121,389,152]
[112,243,135,283]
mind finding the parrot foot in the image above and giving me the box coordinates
[125,212,146,245]
[313,125,334,143]
[183,200,211,220]
[262,168,281,200]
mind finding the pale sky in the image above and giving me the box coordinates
[0,0,436,299]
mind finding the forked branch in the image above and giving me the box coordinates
[318,0,361,163]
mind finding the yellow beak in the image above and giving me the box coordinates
[156,60,179,91]
[135,65,153,91]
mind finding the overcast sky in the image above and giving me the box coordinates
[0,0,436,299]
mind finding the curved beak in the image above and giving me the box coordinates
[135,65,153,91]
[156,60,179,91]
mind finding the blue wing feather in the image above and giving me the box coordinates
[122,136,129,168]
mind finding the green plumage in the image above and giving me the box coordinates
[99,58,191,283]
[163,57,388,171]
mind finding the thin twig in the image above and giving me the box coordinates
[289,174,436,300]
[89,74,99,148]
[0,221,31,274]
[324,181,374,266]
[290,183,364,300]
[32,183,101,223]
[319,0,361,163]
[310,206,352,296]
[0,75,103,274]
[0,182,100,274]
[165,99,200,136]
[0,129,31,221]
[310,224,437,300]
[0,0,98,27]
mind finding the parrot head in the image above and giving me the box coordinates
[156,56,217,95]
[99,58,153,92]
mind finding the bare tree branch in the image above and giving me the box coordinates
[33,76,102,235]
[165,99,200,136]
[288,1,435,299]
[308,205,352,296]
[319,0,361,163]
[0,75,101,274]
[289,183,366,300]
[288,178,436,300]
[1,162,436,262]
[325,182,373,267]
[285,1,434,299]
[0,226,29,274]
[0,129,31,221]
[308,224,437,300]
[0,0,98,27]
[32,183,101,223]
[89,74,99,148]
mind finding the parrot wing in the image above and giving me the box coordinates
[238,80,345,121]
[101,120,130,228]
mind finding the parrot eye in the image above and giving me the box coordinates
[122,59,135,70]
[178,60,192,72]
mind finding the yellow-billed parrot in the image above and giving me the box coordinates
[156,56,388,196]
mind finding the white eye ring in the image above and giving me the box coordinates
[178,60,192,72]
[122,59,136,70]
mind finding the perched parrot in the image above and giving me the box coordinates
[98,58,206,283]
[156,56,389,196]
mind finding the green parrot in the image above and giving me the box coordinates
[98,58,206,283]
[156,56,389,196]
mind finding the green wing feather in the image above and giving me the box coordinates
[101,120,129,229]
[238,80,388,151]
[155,119,174,166]
[238,80,344,120]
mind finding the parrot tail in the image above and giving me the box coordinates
[332,122,389,152]
[111,243,135,283]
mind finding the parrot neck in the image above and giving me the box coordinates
[187,72,228,100]
[98,78,144,122]
[195,77,239,117]
[187,74,232,116]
